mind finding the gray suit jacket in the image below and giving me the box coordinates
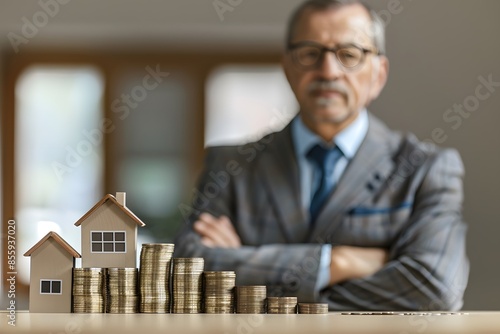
[174,113,469,311]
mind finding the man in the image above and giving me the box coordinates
[175,0,469,310]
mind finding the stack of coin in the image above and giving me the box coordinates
[139,243,175,313]
[203,271,236,314]
[235,286,267,314]
[172,258,204,313]
[106,268,138,313]
[267,297,297,314]
[298,303,329,314]
[73,268,105,313]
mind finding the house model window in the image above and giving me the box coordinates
[40,279,62,294]
[91,231,126,253]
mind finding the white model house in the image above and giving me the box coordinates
[74,192,146,268]
[24,231,81,313]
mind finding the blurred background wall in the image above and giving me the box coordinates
[0,0,499,310]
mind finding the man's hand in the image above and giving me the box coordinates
[329,246,389,286]
[193,213,242,248]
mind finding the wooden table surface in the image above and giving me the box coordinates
[2,311,500,334]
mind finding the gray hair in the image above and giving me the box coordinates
[285,0,386,55]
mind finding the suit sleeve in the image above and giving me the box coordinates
[174,146,324,302]
[322,148,469,311]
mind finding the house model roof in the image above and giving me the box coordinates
[24,231,81,258]
[74,193,146,227]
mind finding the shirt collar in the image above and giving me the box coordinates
[291,109,369,160]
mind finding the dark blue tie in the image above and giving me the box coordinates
[307,144,343,224]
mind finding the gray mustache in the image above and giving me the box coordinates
[307,81,349,96]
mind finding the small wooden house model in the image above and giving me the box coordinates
[24,231,80,313]
[74,192,145,268]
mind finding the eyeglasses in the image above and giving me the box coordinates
[287,41,379,71]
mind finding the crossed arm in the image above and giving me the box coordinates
[194,212,388,287]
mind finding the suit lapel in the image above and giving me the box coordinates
[308,114,398,242]
[257,124,309,243]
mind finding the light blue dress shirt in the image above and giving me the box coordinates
[291,109,369,289]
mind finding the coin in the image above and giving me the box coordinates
[267,297,297,314]
[203,271,235,314]
[106,268,138,313]
[73,268,105,313]
[139,243,175,313]
[298,303,328,314]
[235,286,266,314]
[172,258,204,314]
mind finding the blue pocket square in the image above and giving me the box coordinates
[348,202,413,216]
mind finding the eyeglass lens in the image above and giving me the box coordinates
[293,45,365,69]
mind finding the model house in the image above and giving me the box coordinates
[74,192,145,268]
[24,231,81,313]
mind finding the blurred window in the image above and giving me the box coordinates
[111,70,194,241]
[205,65,298,147]
[15,66,104,282]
